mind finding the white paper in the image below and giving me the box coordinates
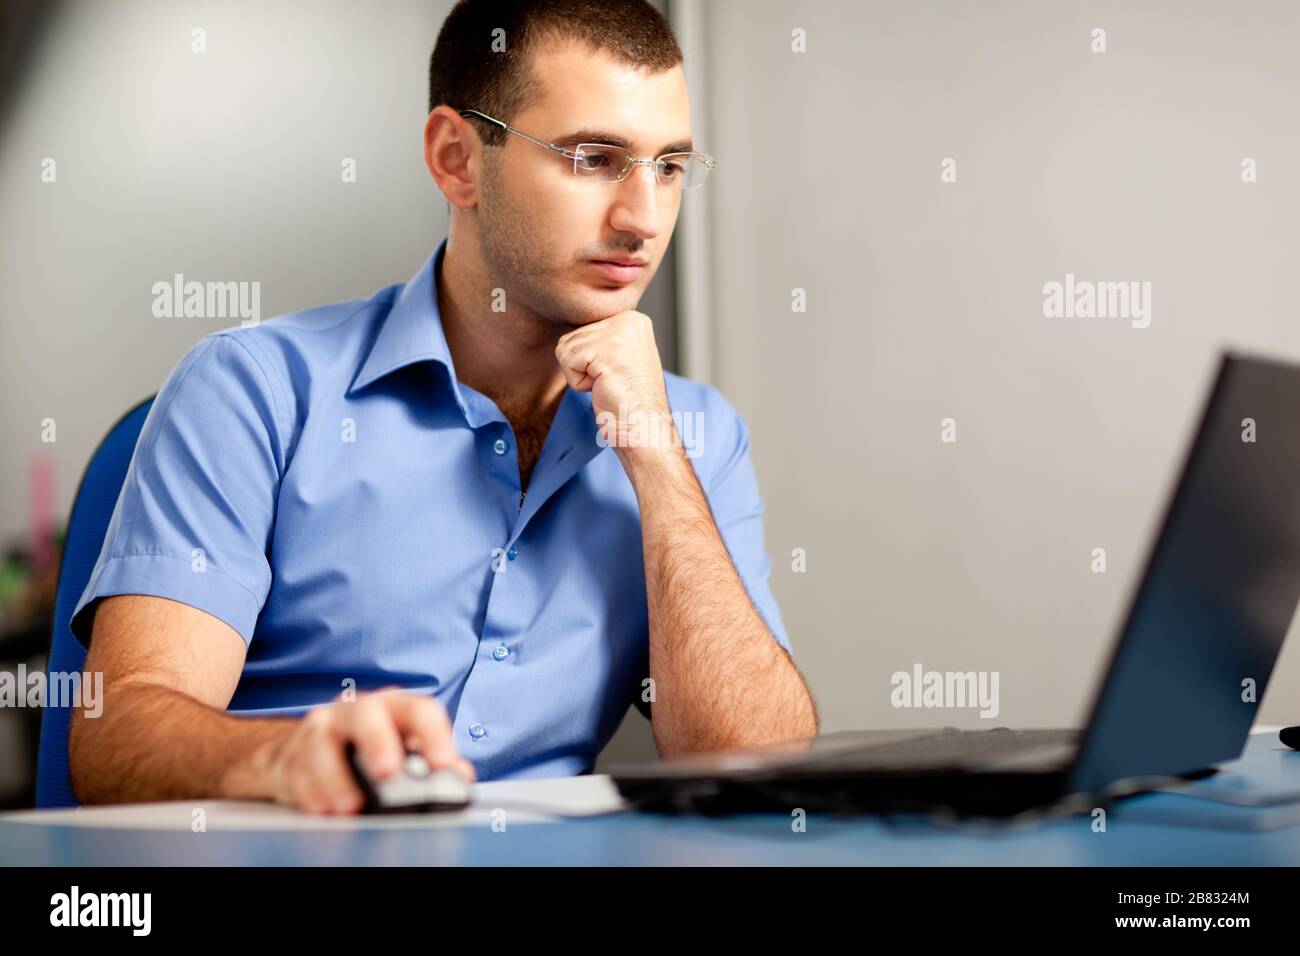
[2,773,628,830]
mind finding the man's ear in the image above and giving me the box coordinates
[425,105,478,210]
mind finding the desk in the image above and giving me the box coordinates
[3,732,1298,866]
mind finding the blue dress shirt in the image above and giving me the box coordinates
[72,237,792,780]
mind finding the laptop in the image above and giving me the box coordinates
[611,352,1300,817]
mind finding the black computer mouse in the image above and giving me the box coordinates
[344,742,472,813]
[1279,726,1300,750]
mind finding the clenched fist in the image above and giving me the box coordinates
[555,311,680,464]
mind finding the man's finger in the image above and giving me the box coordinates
[383,693,458,767]
[336,695,405,779]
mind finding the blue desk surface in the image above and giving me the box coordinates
[4,734,1298,866]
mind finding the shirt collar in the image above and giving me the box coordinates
[350,236,497,424]
[348,239,607,474]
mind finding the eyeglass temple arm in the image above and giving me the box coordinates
[458,109,578,158]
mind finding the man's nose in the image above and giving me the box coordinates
[607,164,663,242]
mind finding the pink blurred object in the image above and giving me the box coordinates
[29,452,55,571]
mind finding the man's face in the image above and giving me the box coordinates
[475,41,692,329]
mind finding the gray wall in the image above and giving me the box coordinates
[701,0,1300,730]
[0,0,449,540]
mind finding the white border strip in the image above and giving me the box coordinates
[669,0,715,384]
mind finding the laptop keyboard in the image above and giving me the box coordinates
[795,728,1080,771]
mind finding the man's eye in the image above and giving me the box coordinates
[577,151,610,169]
[660,160,685,178]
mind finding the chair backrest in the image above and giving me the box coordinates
[36,396,155,808]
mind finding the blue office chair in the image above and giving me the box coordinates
[36,396,155,808]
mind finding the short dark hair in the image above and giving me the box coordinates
[428,0,683,147]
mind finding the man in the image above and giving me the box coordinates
[69,0,817,816]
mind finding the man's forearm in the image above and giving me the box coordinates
[626,437,818,757]
[69,682,291,804]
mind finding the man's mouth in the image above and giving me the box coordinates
[588,258,646,285]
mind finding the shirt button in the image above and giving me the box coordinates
[468,723,487,739]
[507,545,518,561]
[492,645,510,661]
[493,438,508,455]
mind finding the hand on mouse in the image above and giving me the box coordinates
[262,687,476,816]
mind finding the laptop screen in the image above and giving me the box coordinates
[1069,353,1300,795]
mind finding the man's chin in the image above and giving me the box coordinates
[557,287,641,325]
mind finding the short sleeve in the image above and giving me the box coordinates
[703,397,792,655]
[70,332,286,648]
